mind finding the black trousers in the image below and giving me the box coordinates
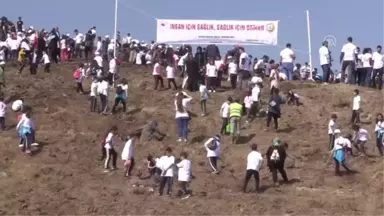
[266,112,279,129]
[351,110,360,124]
[242,169,260,192]
[159,176,173,195]
[107,72,115,86]
[112,97,126,113]
[334,158,351,176]
[376,132,384,156]
[100,94,108,113]
[44,63,50,73]
[167,78,177,89]
[372,68,383,90]
[90,96,98,112]
[0,117,5,130]
[329,134,335,150]
[104,148,117,169]
[357,68,366,86]
[200,100,207,115]
[230,74,237,89]
[74,43,82,58]
[179,181,189,195]
[270,164,288,183]
[153,75,164,90]
[206,77,216,91]
[29,63,38,75]
[220,117,229,135]
[76,82,84,93]
[208,157,218,172]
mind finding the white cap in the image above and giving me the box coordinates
[12,100,23,112]
[334,129,341,134]
[105,35,110,38]
[0,61,5,65]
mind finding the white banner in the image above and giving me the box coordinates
[156,19,279,45]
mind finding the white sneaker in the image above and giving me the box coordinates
[19,144,23,147]
[31,143,39,146]
[181,194,190,200]
[177,138,182,142]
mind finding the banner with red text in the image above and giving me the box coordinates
[156,19,279,45]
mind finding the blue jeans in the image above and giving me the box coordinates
[282,62,294,80]
[176,117,189,139]
[364,67,373,87]
[322,64,331,82]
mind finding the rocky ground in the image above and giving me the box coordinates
[0,62,383,215]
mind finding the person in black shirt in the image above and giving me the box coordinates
[265,138,289,186]
[16,17,23,32]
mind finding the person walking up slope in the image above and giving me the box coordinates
[176,152,192,199]
[229,98,242,144]
[219,97,232,135]
[104,126,118,172]
[332,129,353,176]
[242,143,263,193]
[328,114,338,150]
[122,135,135,178]
[266,138,288,186]
[175,91,193,144]
[351,89,361,124]
[265,88,285,132]
[204,135,221,174]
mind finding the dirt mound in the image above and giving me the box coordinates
[0,63,383,215]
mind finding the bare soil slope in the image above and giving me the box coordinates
[0,63,383,215]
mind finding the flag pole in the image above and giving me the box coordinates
[306,9,313,80]
[113,0,118,58]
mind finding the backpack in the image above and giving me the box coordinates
[270,149,280,162]
[115,58,121,65]
[116,86,124,94]
[207,139,218,151]
[73,69,81,79]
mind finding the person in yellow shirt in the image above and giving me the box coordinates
[229,98,243,144]
[18,48,26,73]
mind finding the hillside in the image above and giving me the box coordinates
[0,62,383,215]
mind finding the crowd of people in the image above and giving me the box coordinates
[0,15,383,200]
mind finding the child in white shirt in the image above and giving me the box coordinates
[352,124,369,156]
[0,95,6,130]
[122,136,135,177]
[199,83,208,116]
[244,91,253,122]
[40,51,50,73]
[74,63,85,94]
[89,78,99,112]
[328,114,338,150]
[351,89,361,124]
[176,152,191,199]
[166,63,177,90]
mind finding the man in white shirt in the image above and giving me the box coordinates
[73,29,84,58]
[238,47,250,90]
[242,144,263,193]
[280,43,295,80]
[98,77,109,114]
[372,45,384,89]
[340,37,358,84]
[220,97,232,135]
[319,41,331,83]
[158,147,175,196]
[108,58,117,86]
[250,83,261,120]
[227,57,238,89]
